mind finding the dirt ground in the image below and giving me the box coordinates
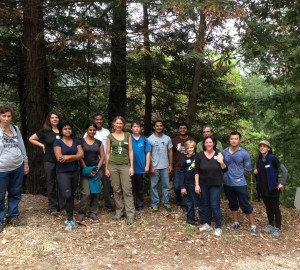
[1,194,300,270]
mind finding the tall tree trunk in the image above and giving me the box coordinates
[108,0,127,126]
[186,10,207,126]
[23,0,49,194]
[143,3,153,136]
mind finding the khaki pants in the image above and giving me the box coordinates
[109,164,135,219]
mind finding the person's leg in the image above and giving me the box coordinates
[271,196,281,229]
[160,168,170,206]
[109,164,125,218]
[134,174,145,210]
[131,174,138,209]
[7,164,24,218]
[185,183,196,224]
[236,186,255,227]
[89,170,100,215]
[79,174,90,215]
[150,170,160,207]
[223,185,240,223]
[0,171,10,223]
[262,196,273,226]
[209,186,222,229]
[44,161,59,212]
[200,184,211,225]
[100,164,114,210]
[119,164,135,220]
[173,170,183,205]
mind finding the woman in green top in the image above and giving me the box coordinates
[105,116,135,225]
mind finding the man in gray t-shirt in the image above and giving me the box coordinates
[148,120,173,212]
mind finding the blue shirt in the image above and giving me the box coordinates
[222,147,252,186]
[131,135,151,174]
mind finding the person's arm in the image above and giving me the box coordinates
[105,138,111,177]
[56,141,84,163]
[216,152,227,170]
[145,151,150,173]
[128,135,134,176]
[97,143,105,170]
[243,150,252,175]
[29,133,45,153]
[194,155,201,194]
[168,147,173,174]
[15,126,29,175]
[277,163,288,190]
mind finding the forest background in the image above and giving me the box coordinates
[0,0,299,207]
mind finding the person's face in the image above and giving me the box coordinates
[229,135,240,147]
[154,122,164,133]
[186,145,195,156]
[204,138,215,151]
[202,127,212,138]
[178,125,188,136]
[259,144,270,155]
[62,125,72,137]
[114,119,124,131]
[131,124,141,135]
[87,125,96,138]
[0,111,12,126]
[94,115,104,129]
[50,114,60,126]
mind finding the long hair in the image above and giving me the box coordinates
[43,111,62,131]
[111,116,126,132]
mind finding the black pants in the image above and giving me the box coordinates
[262,195,281,229]
[100,165,114,209]
[44,162,65,211]
[57,171,78,220]
[131,174,144,210]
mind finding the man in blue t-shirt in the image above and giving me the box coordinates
[131,121,151,213]
[222,131,258,236]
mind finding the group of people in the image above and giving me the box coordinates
[0,106,288,238]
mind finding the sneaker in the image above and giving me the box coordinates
[164,204,172,212]
[152,205,158,212]
[89,213,99,223]
[65,220,75,230]
[231,222,240,229]
[199,223,212,232]
[250,225,258,236]
[76,214,85,223]
[6,216,27,226]
[272,227,281,238]
[214,228,222,237]
[0,222,4,233]
[262,225,274,234]
[126,218,134,225]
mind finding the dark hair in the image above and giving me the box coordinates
[86,121,97,130]
[229,131,242,139]
[153,120,163,127]
[59,119,73,137]
[178,122,189,130]
[202,125,213,133]
[202,136,217,151]
[93,113,103,120]
[131,120,141,128]
[0,106,12,114]
[43,111,62,130]
[258,147,273,159]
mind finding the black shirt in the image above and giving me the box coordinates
[36,129,60,163]
[81,139,102,167]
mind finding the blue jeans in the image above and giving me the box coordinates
[0,164,24,222]
[173,170,187,207]
[185,182,205,224]
[150,168,170,207]
[201,184,222,228]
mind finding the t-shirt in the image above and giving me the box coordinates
[0,125,28,172]
[148,133,173,170]
[108,132,130,165]
[131,135,151,174]
[180,154,197,188]
[81,139,102,167]
[195,151,227,186]
[172,136,194,171]
[196,140,223,153]
[222,147,252,186]
[84,127,110,154]
[36,129,60,163]
[53,138,80,173]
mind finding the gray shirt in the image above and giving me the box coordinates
[148,134,173,169]
[0,125,28,172]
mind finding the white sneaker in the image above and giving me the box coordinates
[199,223,212,232]
[213,228,222,237]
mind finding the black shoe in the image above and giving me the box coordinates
[104,206,115,212]
[6,216,27,226]
[0,222,4,233]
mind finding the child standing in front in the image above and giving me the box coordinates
[180,140,204,225]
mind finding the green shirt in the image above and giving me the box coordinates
[108,132,130,165]
[196,140,223,153]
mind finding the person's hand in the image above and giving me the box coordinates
[105,169,110,177]
[24,164,29,175]
[253,168,258,175]
[181,188,187,195]
[144,165,149,174]
[195,185,201,194]
[151,167,156,175]
[216,152,224,164]
[129,167,134,176]
[168,165,173,174]
[277,183,284,191]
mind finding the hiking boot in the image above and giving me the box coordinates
[89,213,99,223]
[126,218,134,225]
[164,204,172,212]
[250,226,258,236]
[6,216,27,226]
[199,223,212,232]
[152,205,158,212]
[0,221,4,233]
[76,214,85,223]
[65,220,75,230]
[272,227,281,238]
[231,222,240,229]
[262,225,274,234]
[214,228,222,237]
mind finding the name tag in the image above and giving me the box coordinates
[265,165,270,168]
[214,156,217,160]
[124,142,128,145]
[186,159,191,164]
[56,135,60,139]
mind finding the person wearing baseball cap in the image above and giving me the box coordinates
[256,140,288,238]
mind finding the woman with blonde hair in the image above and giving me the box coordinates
[105,116,135,225]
